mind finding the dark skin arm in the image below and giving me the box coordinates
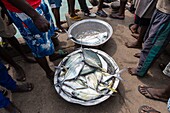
[7,0,50,32]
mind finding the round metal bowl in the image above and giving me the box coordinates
[54,48,120,106]
[68,19,113,46]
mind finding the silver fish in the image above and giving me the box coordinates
[77,32,108,44]
[101,68,127,82]
[61,85,74,97]
[61,62,85,82]
[84,59,106,72]
[80,64,96,75]
[85,73,98,90]
[83,49,101,67]
[77,76,87,83]
[63,80,87,89]
[65,53,83,68]
[72,88,102,101]
[94,70,103,82]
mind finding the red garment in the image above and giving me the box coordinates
[1,0,41,13]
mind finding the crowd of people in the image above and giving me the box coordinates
[0,0,169,112]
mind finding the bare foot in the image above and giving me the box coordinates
[129,24,138,34]
[131,33,139,39]
[138,105,160,113]
[128,67,139,76]
[125,42,142,49]
[138,85,169,102]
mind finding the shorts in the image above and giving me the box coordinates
[0,8,16,38]
[48,0,62,8]
[8,0,55,58]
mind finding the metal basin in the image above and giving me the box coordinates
[68,19,113,46]
[54,48,119,106]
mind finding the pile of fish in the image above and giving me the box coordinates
[73,31,108,45]
[54,48,125,105]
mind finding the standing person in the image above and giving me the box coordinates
[78,0,96,17]
[48,0,65,33]
[0,61,33,113]
[1,0,60,80]
[109,0,127,19]
[0,46,26,81]
[67,0,82,20]
[96,0,108,17]
[138,63,170,113]
[67,0,96,20]
[0,2,36,63]
[128,0,170,77]
[125,0,158,49]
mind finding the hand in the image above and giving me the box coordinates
[32,15,50,32]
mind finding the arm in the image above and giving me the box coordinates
[7,0,50,32]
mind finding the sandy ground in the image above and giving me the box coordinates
[0,6,170,113]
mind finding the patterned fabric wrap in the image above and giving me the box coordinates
[8,0,55,58]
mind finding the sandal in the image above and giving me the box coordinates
[138,85,168,102]
[109,13,124,20]
[70,15,82,21]
[96,10,108,17]
[84,12,96,18]
[138,105,160,113]
[12,83,33,93]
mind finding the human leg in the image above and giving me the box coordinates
[35,57,54,80]
[0,62,33,112]
[5,36,36,63]
[67,0,82,20]
[96,0,107,17]
[78,0,89,13]
[7,1,56,80]
[128,9,170,77]
[125,25,148,49]
[109,0,127,19]
[138,105,160,113]
[0,47,26,81]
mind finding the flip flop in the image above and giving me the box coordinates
[138,105,160,113]
[96,10,108,17]
[70,15,82,21]
[12,83,33,93]
[138,85,168,102]
[84,12,96,18]
[109,13,124,20]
